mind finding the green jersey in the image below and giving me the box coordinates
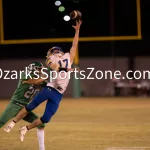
[11,72,47,105]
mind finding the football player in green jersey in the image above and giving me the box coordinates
[0,61,47,150]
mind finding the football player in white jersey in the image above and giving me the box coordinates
[4,20,82,142]
[46,46,72,94]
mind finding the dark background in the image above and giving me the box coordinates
[0,0,150,97]
[0,0,149,58]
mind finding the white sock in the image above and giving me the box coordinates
[37,128,45,150]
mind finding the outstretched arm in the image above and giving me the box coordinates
[70,20,82,64]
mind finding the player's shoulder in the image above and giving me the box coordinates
[64,52,70,58]
[45,55,56,65]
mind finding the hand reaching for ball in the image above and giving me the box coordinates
[72,20,82,31]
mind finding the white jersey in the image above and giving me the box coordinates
[47,52,72,94]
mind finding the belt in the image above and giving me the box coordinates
[11,101,26,107]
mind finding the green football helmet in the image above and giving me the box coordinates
[27,61,44,72]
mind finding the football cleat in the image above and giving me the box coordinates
[4,121,16,133]
[19,126,27,142]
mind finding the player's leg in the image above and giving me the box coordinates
[18,88,63,142]
[4,87,48,132]
[41,100,59,124]
[0,102,21,128]
[19,100,60,142]
[15,87,48,122]
[22,97,60,131]
[23,112,45,150]
[24,89,62,130]
[36,128,45,150]
[27,100,59,129]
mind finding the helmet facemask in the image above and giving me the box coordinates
[46,47,64,58]
[53,49,64,57]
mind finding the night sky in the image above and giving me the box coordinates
[0,0,150,58]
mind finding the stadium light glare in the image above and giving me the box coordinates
[55,1,61,6]
[63,15,70,21]
[58,6,65,12]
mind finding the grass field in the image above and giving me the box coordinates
[0,98,150,150]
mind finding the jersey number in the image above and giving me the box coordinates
[24,87,40,99]
[58,59,68,68]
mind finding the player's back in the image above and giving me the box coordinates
[47,52,71,94]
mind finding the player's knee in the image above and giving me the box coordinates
[40,116,51,124]
[25,105,31,112]
[40,104,58,123]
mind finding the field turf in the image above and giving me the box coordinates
[0,98,150,150]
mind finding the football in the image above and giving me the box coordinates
[70,10,82,20]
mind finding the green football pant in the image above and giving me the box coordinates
[0,102,45,129]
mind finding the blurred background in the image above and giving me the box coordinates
[0,0,150,98]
